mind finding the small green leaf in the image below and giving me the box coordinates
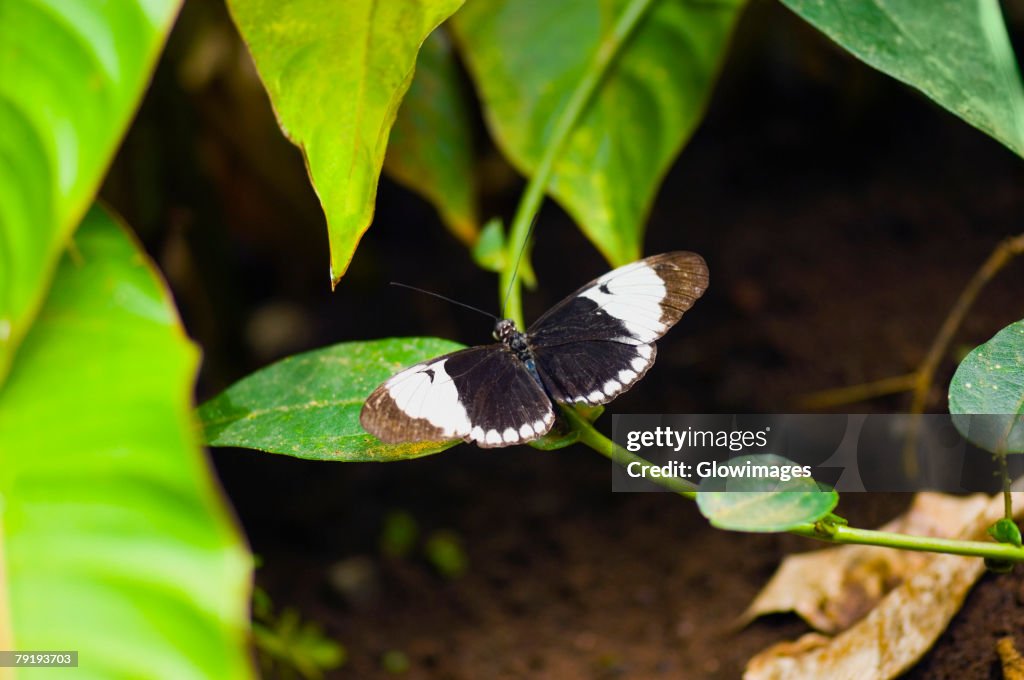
[255,606,346,679]
[379,510,419,559]
[381,649,411,675]
[385,28,479,246]
[0,0,181,382]
[948,319,1024,454]
[252,586,273,621]
[307,638,346,674]
[0,206,252,678]
[424,529,468,578]
[781,0,1024,158]
[472,217,507,272]
[451,0,745,266]
[198,338,466,461]
[988,518,1022,548]
[696,454,839,533]
[474,217,537,288]
[226,0,465,287]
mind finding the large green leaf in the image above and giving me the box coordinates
[450,0,744,266]
[0,0,181,383]
[949,319,1024,454]
[226,0,465,287]
[696,454,838,532]
[781,0,1024,158]
[199,338,466,461]
[0,207,252,679]
[384,28,478,246]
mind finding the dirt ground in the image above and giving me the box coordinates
[107,1,1024,677]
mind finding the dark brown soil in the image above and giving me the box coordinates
[106,1,1024,677]
[230,452,903,679]
[906,569,1024,680]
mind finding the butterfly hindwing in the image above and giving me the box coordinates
[535,341,657,407]
[529,252,708,406]
[360,345,556,448]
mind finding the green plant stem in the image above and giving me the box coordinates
[562,405,1024,563]
[562,405,697,497]
[788,522,1024,561]
[499,0,655,329]
[997,451,1013,521]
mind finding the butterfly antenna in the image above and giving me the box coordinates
[501,215,539,319]
[390,282,498,321]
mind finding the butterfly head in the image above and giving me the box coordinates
[493,318,518,343]
[494,318,532,361]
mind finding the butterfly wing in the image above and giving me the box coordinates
[528,251,709,406]
[360,345,556,448]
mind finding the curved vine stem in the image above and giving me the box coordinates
[560,405,697,498]
[499,0,654,329]
[797,232,1024,416]
[901,232,1024,477]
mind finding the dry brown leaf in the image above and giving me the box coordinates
[744,492,1023,680]
[740,493,990,633]
[998,636,1024,680]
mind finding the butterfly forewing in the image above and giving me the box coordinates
[360,346,556,448]
[529,252,708,406]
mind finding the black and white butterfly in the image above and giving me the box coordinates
[360,252,709,448]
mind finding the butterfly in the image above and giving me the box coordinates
[360,252,709,448]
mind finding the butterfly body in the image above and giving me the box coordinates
[489,318,542,386]
[360,252,709,448]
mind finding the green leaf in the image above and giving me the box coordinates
[226,0,465,287]
[949,319,1024,454]
[254,608,345,679]
[473,217,538,290]
[696,454,839,532]
[424,529,468,579]
[471,217,538,288]
[450,0,744,266]
[198,338,466,461]
[384,28,479,246]
[0,0,181,383]
[381,650,412,675]
[988,518,1022,548]
[472,217,508,272]
[0,206,252,679]
[781,0,1024,158]
[379,510,419,559]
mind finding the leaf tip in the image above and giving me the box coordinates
[329,262,343,291]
